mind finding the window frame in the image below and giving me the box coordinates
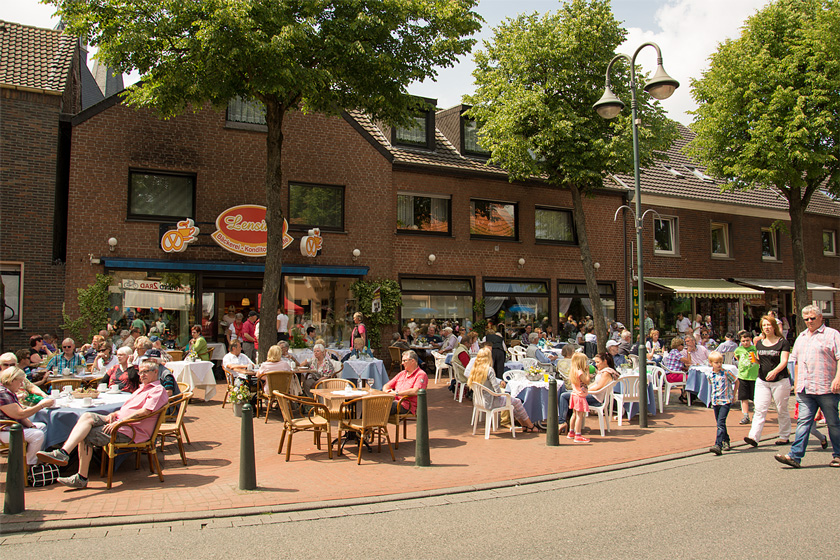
[1,261,24,330]
[761,227,779,261]
[287,181,345,232]
[535,206,577,245]
[127,169,196,222]
[399,275,475,325]
[710,222,730,258]
[461,117,490,157]
[653,216,679,256]
[823,230,837,256]
[392,109,435,150]
[470,199,519,241]
[226,96,266,127]
[812,296,835,318]
[396,192,452,236]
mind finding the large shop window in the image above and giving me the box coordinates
[535,207,576,244]
[397,193,451,235]
[284,276,357,345]
[470,200,518,240]
[110,272,195,348]
[654,217,678,255]
[483,280,549,336]
[128,170,195,221]
[557,282,616,326]
[400,278,474,329]
[1,262,24,329]
[288,183,344,232]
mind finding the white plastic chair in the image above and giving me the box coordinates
[586,380,618,437]
[663,367,689,406]
[648,366,665,413]
[613,375,641,426]
[520,357,538,370]
[451,356,469,403]
[627,354,640,371]
[470,382,516,439]
[431,351,451,384]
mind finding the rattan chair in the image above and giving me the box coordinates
[313,378,356,423]
[388,346,403,374]
[221,366,239,409]
[257,370,294,422]
[273,391,333,461]
[100,406,167,489]
[388,396,416,449]
[51,378,84,391]
[157,392,193,465]
[338,395,396,464]
[0,420,28,487]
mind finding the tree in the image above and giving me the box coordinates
[465,0,677,352]
[349,278,402,350]
[51,0,481,360]
[61,274,112,343]
[688,0,840,330]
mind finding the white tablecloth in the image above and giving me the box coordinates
[327,347,353,360]
[290,348,314,363]
[207,342,227,360]
[166,360,217,400]
[340,359,389,389]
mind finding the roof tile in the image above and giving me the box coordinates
[0,20,75,93]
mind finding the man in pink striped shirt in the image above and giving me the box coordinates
[775,305,840,469]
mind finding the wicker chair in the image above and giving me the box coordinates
[0,420,28,487]
[51,378,85,391]
[100,406,167,489]
[338,395,396,464]
[313,378,356,423]
[257,371,294,422]
[157,392,193,465]
[388,396,416,449]
[388,346,403,374]
[273,391,333,461]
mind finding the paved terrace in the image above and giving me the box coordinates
[1,379,784,528]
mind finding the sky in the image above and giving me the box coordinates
[3,0,771,125]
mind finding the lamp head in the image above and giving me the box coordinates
[644,63,679,100]
[593,85,624,119]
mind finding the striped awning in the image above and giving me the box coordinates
[645,278,764,299]
[731,279,840,292]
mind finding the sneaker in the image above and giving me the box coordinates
[710,445,722,456]
[573,435,590,443]
[567,431,576,440]
[722,441,731,451]
[37,449,69,466]
[744,436,758,448]
[739,415,751,425]
[57,473,88,489]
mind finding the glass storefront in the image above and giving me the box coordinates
[400,278,474,331]
[484,280,549,339]
[557,282,616,326]
[283,276,357,345]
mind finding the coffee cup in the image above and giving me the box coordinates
[62,385,72,394]
[97,383,108,392]
[83,397,93,407]
[51,389,59,398]
[63,368,72,377]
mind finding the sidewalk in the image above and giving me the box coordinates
[1,380,780,528]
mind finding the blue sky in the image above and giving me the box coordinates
[3,0,770,124]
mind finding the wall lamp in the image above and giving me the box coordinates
[352,248,361,261]
[427,254,436,266]
[108,237,118,252]
[518,258,525,269]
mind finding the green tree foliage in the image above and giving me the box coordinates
[465,0,677,351]
[61,274,113,342]
[50,0,481,360]
[687,0,840,325]
[350,278,402,350]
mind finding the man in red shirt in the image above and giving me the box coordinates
[241,311,258,360]
[383,350,428,415]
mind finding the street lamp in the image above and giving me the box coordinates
[594,42,678,429]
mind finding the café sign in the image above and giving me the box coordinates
[211,205,294,257]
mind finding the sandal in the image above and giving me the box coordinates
[558,423,568,435]
[830,457,840,468]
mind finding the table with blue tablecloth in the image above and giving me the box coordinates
[340,359,389,389]
[686,364,738,407]
[33,392,132,449]
[504,362,525,372]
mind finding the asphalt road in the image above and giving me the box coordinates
[3,445,836,559]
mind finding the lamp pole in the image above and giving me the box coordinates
[594,42,678,429]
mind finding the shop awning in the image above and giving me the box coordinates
[102,257,369,276]
[645,278,764,299]
[731,278,840,293]
[123,290,190,310]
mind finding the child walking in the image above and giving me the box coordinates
[733,330,759,424]
[568,353,592,443]
[705,351,737,455]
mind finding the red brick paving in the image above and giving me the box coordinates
[2,379,784,523]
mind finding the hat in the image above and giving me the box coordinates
[606,340,619,349]
[614,322,625,329]
[149,335,160,342]
[143,348,162,360]
[248,310,258,317]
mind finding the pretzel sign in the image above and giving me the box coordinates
[161,218,200,253]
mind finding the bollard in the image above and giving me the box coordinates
[414,389,431,467]
[239,404,257,490]
[3,423,25,514]
[546,377,560,446]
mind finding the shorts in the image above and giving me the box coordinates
[737,378,756,401]
[83,413,133,447]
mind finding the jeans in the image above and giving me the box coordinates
[560,391,601,423]
[713,404,731,447]
[789,391,840,461]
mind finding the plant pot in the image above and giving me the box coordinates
[233,402,243,417]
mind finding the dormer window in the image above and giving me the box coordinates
[686,166,714,182]
[463,119,490,156]
[663,165,684,178]
[392,98,436,150]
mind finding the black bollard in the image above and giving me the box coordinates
[3,423,25,514]
[239,403,257,490]
[546,377,560,446]
[414,389,430,467]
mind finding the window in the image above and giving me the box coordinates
[654,217,678,255]
[393,109,435,149]
[535,207,576,244]
[470,200,517,240]
[484,280,549,336]
[227,97,266,125]
[1,262,23,329]
[463,119,489,155]
[288,183,344,231]
[558,281,616,324]
[824,230,837,256]
[812,292,835,317]
[761,227,778,260]
[400,278,474,326]
[710,222,730,257]
[128,170,195,221]
[397,193,451,235]
[686,166,714,182]
[663,165,685,178]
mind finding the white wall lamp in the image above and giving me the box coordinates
[427,254,436,266]
[518,257,525,269]
[594,262,601,270]
[108,237,118,252]
[352,248,361,261]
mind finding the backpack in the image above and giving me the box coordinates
[28,463,60,486]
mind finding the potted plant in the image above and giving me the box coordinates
[229,383,252,417]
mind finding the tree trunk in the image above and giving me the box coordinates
[258,98,287,362]
[569,182,608,353]
[787,185,809,335]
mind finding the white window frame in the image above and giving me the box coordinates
[654,217,678,255]
[812,296,834,318]
[1,261,24,330]
[710,222,730,257]
[823,230,837,256]
[761,227,778,261]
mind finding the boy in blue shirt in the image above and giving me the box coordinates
[706,351,737,455]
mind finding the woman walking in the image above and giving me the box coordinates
[744,315,791,447]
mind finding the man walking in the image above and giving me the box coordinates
[775,305,840,468]
[241,311,258,360]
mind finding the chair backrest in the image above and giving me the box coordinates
[177,381,190,394]
[326,349,341,361]
[388,346,403,365]
[627,354,640,370]
[588,379,619,407]
[355,395,393,429]
[168,350,184,362]
[431,351,447,366]
[502,371,513,383]
[330,359,343,376]
[165,391,192,425]
[470,382,493,412]
[505,369,526,381]
[223,366,237,387]
[273,391,297,424]
[617,375,641,398]
[520,357,538,370]
[647,366,665,388]
[264,371,294,395]
[451,354,468,383]
[314,377,356,391]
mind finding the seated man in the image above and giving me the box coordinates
[425,325,443,349]
[606,340,627,368]
[525,332,558,364]
[342,337,374,362]
[715,332,738,353]
[384,350,429,415]
[680,335,710,368]
[37,361,169,489]
[101,346,140,393]
[223,340,254,369]
[439,327,459,354]
[617,330,634,356]
[46,338,85,375]
[143,349,180,397]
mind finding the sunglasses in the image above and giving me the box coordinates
[1,362,16,368]
[803,317,817,322]
[62,345,73,348]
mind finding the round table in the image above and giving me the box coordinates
[33,391,132,449]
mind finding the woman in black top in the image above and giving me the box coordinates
[483,327,506,381]
[745,315,791,447]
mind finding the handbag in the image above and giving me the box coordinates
[28,462,60,486]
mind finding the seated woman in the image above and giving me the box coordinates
[257,344,292,390]
[277,341,301,367]
[93,341,118,372]
[101,346,140,393]
[557,353,620,435]
[467,331,480,354]
[645,330,664,365]
[0,367,54,468]
[302,344,335,397]
[467,347,542,433]
[662,336,689,403]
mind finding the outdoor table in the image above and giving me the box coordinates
[686,364,738,408]
[166,360,217,401]
[290,348,314,363]
[503,377,559,423]
[310,388,390,452]
[33,391,132,449]
[614,376,658,420]
[504,361,525,372]
[340,359,389,390]
[206,342,226,361]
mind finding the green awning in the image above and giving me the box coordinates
[645,278,764,299]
